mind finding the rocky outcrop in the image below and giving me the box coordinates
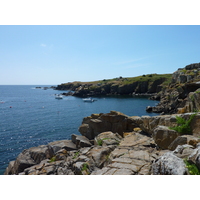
[4,111,200,175]
[79,111,200,138]
[168,135,200,150]
[149,63,200,114]
[78,111,138,139]
[55,75,171,97]
[152,151,188,175]
[152,143,200,175]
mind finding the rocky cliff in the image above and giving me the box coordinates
[148,63,200,114]
[55,74,172,97]
[5,111,200,175]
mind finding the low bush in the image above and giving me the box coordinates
[170,113,196,135]
[184,159,200,175]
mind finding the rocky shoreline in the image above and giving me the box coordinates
[147,63,200,114]
[4,62,200,175]
[55,74,171,97]
[4,110,200,175]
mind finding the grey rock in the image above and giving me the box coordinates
[94,131,122,146]
[4,161,15,175]
[152,126,180,149]
[12,149,36,174]
[152,152,188,175]
[71,134,92,148]
[86,145,116,168]
[48,140,77,153]
[168,136,188,150]
[29,145,54,164]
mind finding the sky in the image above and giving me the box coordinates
[1,25,200,85]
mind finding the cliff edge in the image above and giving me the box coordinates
[55,74,172,96]
[149,63,200,114]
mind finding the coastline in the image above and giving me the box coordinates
[4,110,200,175]
[4,62,200,175]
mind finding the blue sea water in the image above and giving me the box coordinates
[0,85,159,174]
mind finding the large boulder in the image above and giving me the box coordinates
[188,143,200,170]
[78,111,137,139]
[94,131,122,146]
[151,152,188,175]
[168,135,200,150]
[4,161,15,175]
[8,149,36,174]
[29,145,54,164]
[71,134,92,148]
[85,145,116,168]
[4,144,55,175]
[48,140,77,153]
[152,126,180,149]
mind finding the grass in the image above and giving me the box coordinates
[170,113,196,135]
[184,159,200,175]
[96,138,112,146]
[58,74,172,90]
[81,163,89,171]
[97,139,103,146]
[73,151,80,159]
[49,156,56,163]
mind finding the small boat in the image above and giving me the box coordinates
[55,94,63,99]
[83,97,94,102]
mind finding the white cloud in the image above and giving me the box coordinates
[40,43,47,47]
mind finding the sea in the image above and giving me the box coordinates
[0,85,159,174]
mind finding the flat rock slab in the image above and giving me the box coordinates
[71,134,92,148]
[48,140,77,153]
[91,132,159,175]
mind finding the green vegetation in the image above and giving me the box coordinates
[184,159,200,175]
[73,151,80,159]
[97,139,103,146]
[195,90,200,94]
[121,74,172,85]
[49,156,56,163]
[96,138,111,146]
[181,69,187,74]
[58,74,172,91]
[190,94,195,102]
[81,163,89,171]
[170,113,196,135]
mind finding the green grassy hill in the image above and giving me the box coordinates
[56,73,172,96]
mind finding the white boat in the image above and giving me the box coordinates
[55,94,63,99]
[83,97,94,102]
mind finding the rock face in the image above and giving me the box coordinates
[149,63,200,114]
[78,111,138,139]
[152,126,180,150]
[4,111,200,175]
[79,111,200,138]
[55,75,171,97]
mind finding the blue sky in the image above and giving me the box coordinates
[1,25,200,85]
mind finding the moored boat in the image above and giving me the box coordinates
[55,94,63,99]
[83,97,94,102]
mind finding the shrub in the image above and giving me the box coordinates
[184,159,200,175]
[170,113,196,135]
[81,163,89,171]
